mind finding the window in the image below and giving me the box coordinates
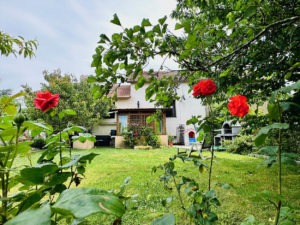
[166,101,176,117]
[118,115,128,134]
[118,112,166,135]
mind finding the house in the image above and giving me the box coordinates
[92,71,207,148]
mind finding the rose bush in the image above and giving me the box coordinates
[192,79,216,97]
[227,94,250,118]
[34,91,60,112]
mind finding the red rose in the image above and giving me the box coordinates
[192,79,216,97]
[134,132,139,137]
[34,91,60,112]
[228,95,249,117]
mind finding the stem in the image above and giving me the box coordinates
[172,176,185,210]
[274,128,282,225]
[207,100,214,191]
[67,143,74,189]
[274,100,283,225]
[59,119,63,167]
[1,126,20,223]
[0,135,7,146]
[208,147,214,191]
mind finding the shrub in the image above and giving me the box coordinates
[143,127,160,148]
[123,131,138,148]
[123,125,160,148]
[223,135,254,155]
[30,138,46,149]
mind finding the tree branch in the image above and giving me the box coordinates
[209,16,300,67]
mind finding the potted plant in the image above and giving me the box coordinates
[168,135,175,147]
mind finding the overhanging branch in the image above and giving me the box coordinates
[209,16,300,67]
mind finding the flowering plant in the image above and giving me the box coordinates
[228,94,250,118]
[0,91,125,225]
[192,78,217,97]
[34,91,60,112]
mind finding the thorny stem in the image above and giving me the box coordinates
[172,176,185,210]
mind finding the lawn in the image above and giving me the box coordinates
[17,147,300,225]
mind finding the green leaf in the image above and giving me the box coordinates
[63,125,86,134]
[153,24,161,34]
[47,172,72,186]
[245,6,257,18]
[5,204,51,225]
[186,116,199,125]
[267,103,280,120]
[141,18,152,27]
[158,16,167,25]
[99,34,110,43]
[60,153,98,169]
[199,164,206,173]
[59,109,77,119]
[23,121,53,136]
[87,76,97,83]
[4,105,17,115]
[20,163,59,185]
[0,127,17,138]
[72,133,96,143]
[175,23,184,30]
[17,191,46,213]
[15,141,32,157]
[135,76,146,90]
[151,214,175,225]
[255,123,289,146]
[52,188,125,218]
[259,146,278,156]
[110,13,122,26]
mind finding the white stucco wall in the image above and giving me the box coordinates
[92,118,116,136]
[166,83,207,145]
[116,84,156,109]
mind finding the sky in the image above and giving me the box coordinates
[0,0,178,93]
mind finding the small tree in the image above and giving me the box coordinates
[22,70,112,131]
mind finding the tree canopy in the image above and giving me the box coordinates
[0,31,37,58]
[90,0,299,107]
[23,70,112,131]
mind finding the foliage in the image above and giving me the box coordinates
[0,89,12,96]
[89,1,300,224]
[0,31,37,58]
[90,1,299,108]
[30,138,46,150]
[153,154,220,224]
[223,135,255,155]
[254,80,300,223]
[143,126,160,148]
[22,70,112,131]
[0,94,125,225]
[168,135,175,142]
[123,125,160,148]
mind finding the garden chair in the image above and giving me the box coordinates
[177,140,205,159]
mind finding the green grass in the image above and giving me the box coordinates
[16,147,300,224]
